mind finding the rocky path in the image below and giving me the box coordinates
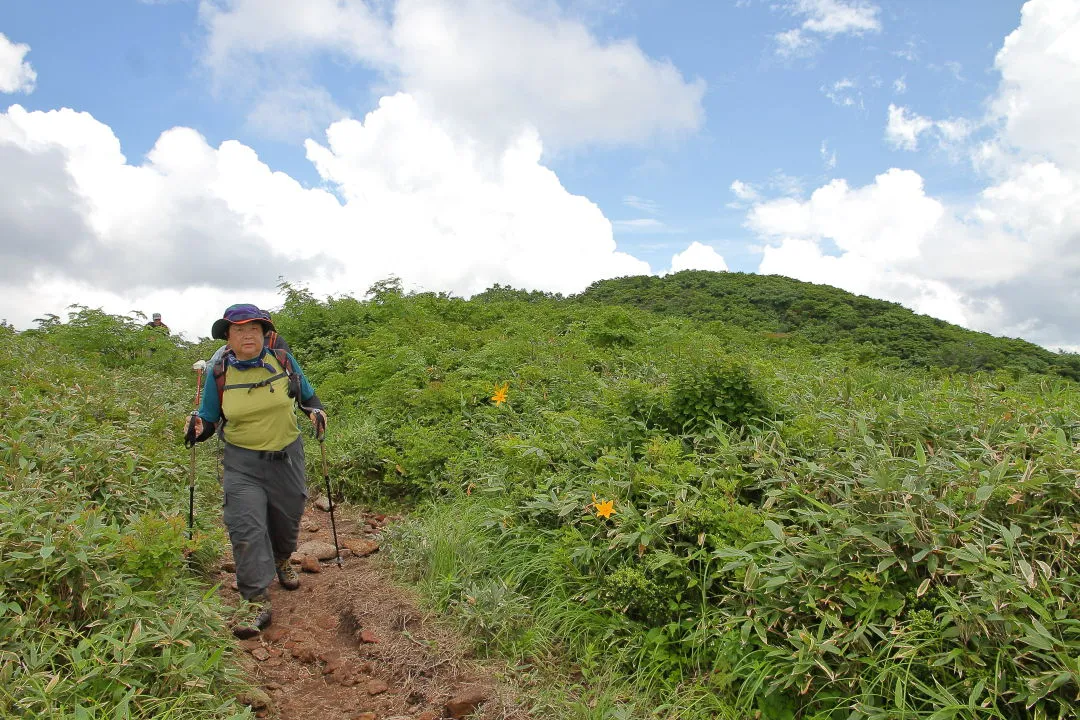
[222,502,531,720]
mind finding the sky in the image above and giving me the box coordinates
[0,0,1077,350]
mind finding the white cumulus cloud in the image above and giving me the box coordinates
[750,169,944,266]
[794,0,880,35]
[201,0,393,71]
[668,241,728,274]
[775,28,817,58]
[0,94,649,339]
[730,179,760,202]
[775,0,881,57]
[990,0,1080,169]
[750,170,965,323]
[885,104,933,150]
[200,0,705,150]
[0,33,36,94]
[885,104,972,152]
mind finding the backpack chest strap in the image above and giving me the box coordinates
[223,371,288,393]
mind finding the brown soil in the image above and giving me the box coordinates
[221,503,532,720]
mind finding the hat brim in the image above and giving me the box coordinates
[211,317,272,341]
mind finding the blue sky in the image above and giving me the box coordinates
[1,0,1077,349]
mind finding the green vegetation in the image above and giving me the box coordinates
[578,270,1080,379]
[272,281,1079,719]
[0,310,248,719]
[6,281,1080,719]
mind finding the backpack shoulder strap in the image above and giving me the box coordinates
[278,350,301,400]
[266,333,301,400]
[213,353,229,413]
[266,330,294,357]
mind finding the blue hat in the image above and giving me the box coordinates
[211,304,274,340]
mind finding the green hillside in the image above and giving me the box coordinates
[277,282,1080,719]
[5,289,1080,719]
[577,270,1080,379]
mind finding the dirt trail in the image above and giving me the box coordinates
[221,502,531,720]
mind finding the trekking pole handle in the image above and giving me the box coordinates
[192,360,206,406]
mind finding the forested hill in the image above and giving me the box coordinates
[577,270,1079,379]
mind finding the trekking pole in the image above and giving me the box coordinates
[188,360,206,542]
[319,436,343,568]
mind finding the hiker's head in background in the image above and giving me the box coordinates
[145,312,169,333]
[212,304,275,361]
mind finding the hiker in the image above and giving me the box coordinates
[145,313,169,333]
[207,308,290,367]
[183,303,327,638]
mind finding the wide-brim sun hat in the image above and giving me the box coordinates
[211,304,275,340]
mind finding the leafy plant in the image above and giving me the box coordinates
[668,356,771,432]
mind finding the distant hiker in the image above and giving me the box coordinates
[183,303,327,639]
[145,312,169,333]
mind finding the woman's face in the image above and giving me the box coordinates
[227,321,265,360]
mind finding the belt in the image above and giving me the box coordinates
[257,449,290,462]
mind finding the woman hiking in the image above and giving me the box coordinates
[184,303,327,638]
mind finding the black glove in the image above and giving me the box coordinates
[184,412,216,448]
[300,394,326,440]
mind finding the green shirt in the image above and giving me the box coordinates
[221,354,301,451]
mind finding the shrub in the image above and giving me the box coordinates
[586,307,639,349]
[668,357,771,432]
[600,565,667,624]
[119,513,194,591]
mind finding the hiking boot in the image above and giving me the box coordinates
[232,594,272,639]
[276,557,300,590]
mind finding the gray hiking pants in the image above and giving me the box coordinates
[222,437,307,600]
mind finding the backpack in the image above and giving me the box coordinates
[211,331,302,419]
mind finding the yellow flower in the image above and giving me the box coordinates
[592,493,616,520]
[491,382,509,406]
